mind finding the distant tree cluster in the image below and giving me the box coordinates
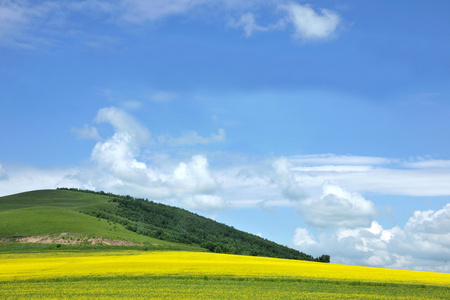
[57,187,114,196]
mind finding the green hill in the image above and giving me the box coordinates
[0,188,328,262]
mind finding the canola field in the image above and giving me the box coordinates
[1,251,449,299]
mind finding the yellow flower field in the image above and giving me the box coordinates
[1,251,449,299]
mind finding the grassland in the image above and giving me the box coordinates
[0,251,449,299]
[0,206,132,238]
[0,189,111,212]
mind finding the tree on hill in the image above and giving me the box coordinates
[57,188,330,262]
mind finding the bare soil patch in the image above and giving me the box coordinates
[0,233,141,246]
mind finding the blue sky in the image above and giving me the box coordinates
[1,0,450,272]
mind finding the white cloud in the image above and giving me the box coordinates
[95,106,151,145]
[0,0,60,47]
[169,155,219,194]
[230,13,262,37]
[1,1,345,48]
[273,157,377,229]
[289,154,392,166]
[0,165,86,197]
[280,2,341,41]
[292,165,373,172]
[90,107,151,183]
[84,107,225,211]
[273,157,307,202]
[84,36,123,52]
[71,125,102,140]
[121,100,143,110]
[0,107,225,211]
[283,155,450,197]
[147,90,178,103]
[67,0,209,24]
[119,0,208,23]
[293,204,450,272]
[338,169,450,196]
[298,184,377,230]
[403,159,450,169]
[229,12,281,37]
[69,0,117,13]
[0,163,7,180]
[158,128,226,146]
[0,0,28,38]
[293,227,317,247]
[91,131,148,180]
[182,194,228,212]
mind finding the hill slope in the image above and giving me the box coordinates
[0,188,327,262]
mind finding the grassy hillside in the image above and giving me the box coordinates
[0,189,111,212]
[0,190,203,252]
[0,189,326,261]
[0,206,156,243]
[0,206,116,237]
[0,206,202,253]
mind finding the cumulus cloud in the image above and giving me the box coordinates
[83,107,226,211]
[280,2,341,41]
[293,204,450,272]
[158,128,226,146]
[293,227,317,247]
[91,131,148,180]
[298,184,377,230]
[90,107,151,183]
[95,106,151,144]
[168,155,219,194]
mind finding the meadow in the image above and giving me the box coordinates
[1,251,449,299]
